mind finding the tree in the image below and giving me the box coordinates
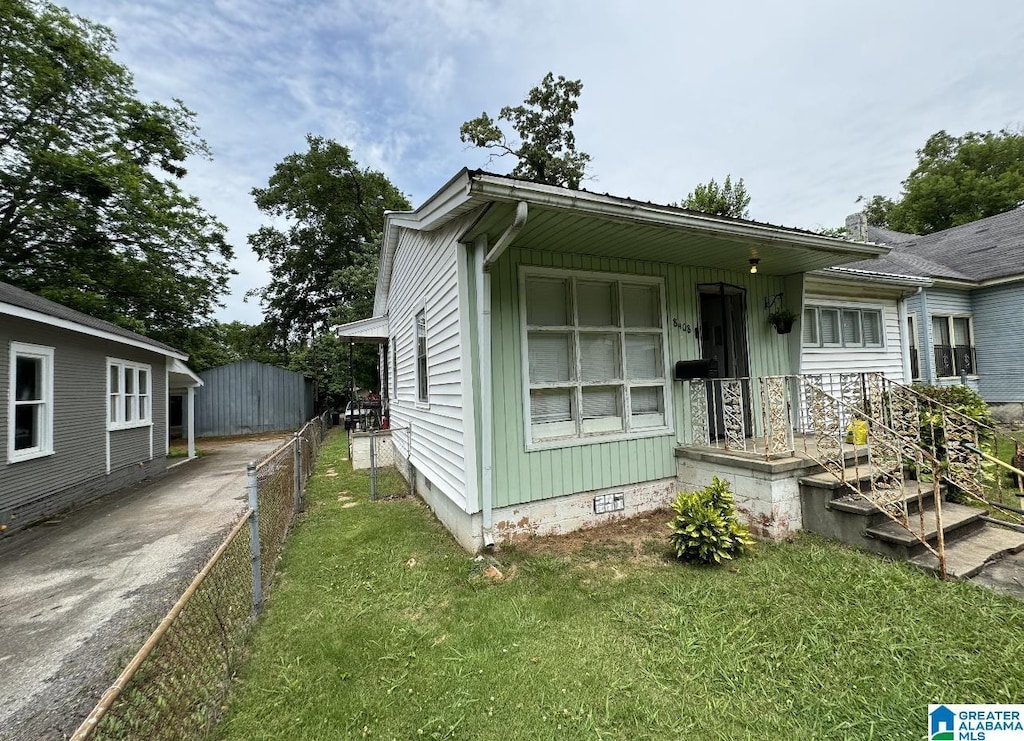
[0,0,234,343]
[676,175,751,218]
[460,72,591,189]
[865,128,1024,234]
[248,136,409,344]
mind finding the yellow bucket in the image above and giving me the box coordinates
[846,419,868,445]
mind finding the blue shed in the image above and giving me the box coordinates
[194,361,315,437]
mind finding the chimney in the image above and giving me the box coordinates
[845,212,868,242]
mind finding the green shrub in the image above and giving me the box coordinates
[667,476,753,564]
[912,384,995,502]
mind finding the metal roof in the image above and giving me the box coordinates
[376,170,891,314]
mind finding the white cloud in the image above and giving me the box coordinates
[60,0,1024,322]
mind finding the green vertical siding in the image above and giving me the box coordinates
[490,247,793,508]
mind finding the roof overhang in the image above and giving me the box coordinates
[335,314,389,344]
[375,170,892,313]
[168,358,203,388]
[0,300,189,360]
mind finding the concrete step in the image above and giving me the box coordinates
[828,483,937,518]
[865,502,986,557]
[800,464,875,491]
[909,524,1024,579]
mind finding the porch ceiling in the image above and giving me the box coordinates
[464,201,885,276]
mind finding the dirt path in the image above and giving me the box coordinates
[0,435,287,740]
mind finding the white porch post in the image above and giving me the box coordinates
[187,385,196,459]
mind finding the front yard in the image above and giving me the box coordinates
[219,430,1024,740]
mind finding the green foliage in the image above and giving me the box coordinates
[460,72,591,189]
[767,306,798,331]
[667,476,753,563]
[913,384,995,502]
[248,135,409,344]
[676,175,751,218]
[0,0,234,343]
[864,128,1024,234]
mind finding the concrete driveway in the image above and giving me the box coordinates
[0,435,287,740]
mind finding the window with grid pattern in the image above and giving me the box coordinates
[802,305,884,348]
[108,359,152,429]
[522,272,669,444]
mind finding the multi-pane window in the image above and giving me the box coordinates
[9,343,54,461]
[803,305,884,348]
[415,311,428,403]
[522,272,669,445]
[932,315,975,377]
[108,359,152,429]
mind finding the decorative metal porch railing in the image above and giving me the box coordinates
[684,373,950,574]
[683,371,1024,576]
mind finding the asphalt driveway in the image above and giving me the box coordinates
[0,435,287,740]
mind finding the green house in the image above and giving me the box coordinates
[337,170,888,550]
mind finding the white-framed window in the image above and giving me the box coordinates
[108,359,152,429]
[803,305,884,349]
[520,268,671,447]
[931,314,975,377]
[8,342,54,462]
[415,310,428,403]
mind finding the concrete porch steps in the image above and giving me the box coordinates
[864,502,985,559]
[799,466,1024,578]
[908,524,1024,579]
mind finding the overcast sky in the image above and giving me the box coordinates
[63,0,1024,324]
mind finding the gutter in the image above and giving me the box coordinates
[373,223,402,316]
[477,201,529,548]
[469,174,889,259]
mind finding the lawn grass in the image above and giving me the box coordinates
[218,430,1024,740]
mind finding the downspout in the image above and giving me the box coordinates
[897,287,921,384]
[478,201,528,548]
[919,288,933,383]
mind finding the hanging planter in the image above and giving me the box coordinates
[767,307,798,335]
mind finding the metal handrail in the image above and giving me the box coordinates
[799,377,947,576]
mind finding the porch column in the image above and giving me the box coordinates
[187,385,196,459]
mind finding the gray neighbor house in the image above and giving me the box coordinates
[1,281,202,535]
[845,208,1024,422]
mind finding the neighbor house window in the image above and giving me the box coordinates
[415,311,428,403]
[521,270,670,446]
[932,315,975,377]
[108,359,152,429]
[8,342,54,462]
[802,305,884,349]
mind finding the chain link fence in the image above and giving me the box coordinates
[72,412,331,741]
[369,425,414,502]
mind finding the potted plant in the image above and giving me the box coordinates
[767,306,798,334]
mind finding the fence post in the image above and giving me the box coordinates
[370,430,377,502]
[246,461,263,615]
[293,431,302,513]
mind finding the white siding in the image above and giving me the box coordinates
[387,213,474,512]
[801,292,906,382]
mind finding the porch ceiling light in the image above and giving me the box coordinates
[749,257,760,274]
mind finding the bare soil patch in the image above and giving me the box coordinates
[503,508,674,562]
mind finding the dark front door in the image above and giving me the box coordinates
[698,284,751,438]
